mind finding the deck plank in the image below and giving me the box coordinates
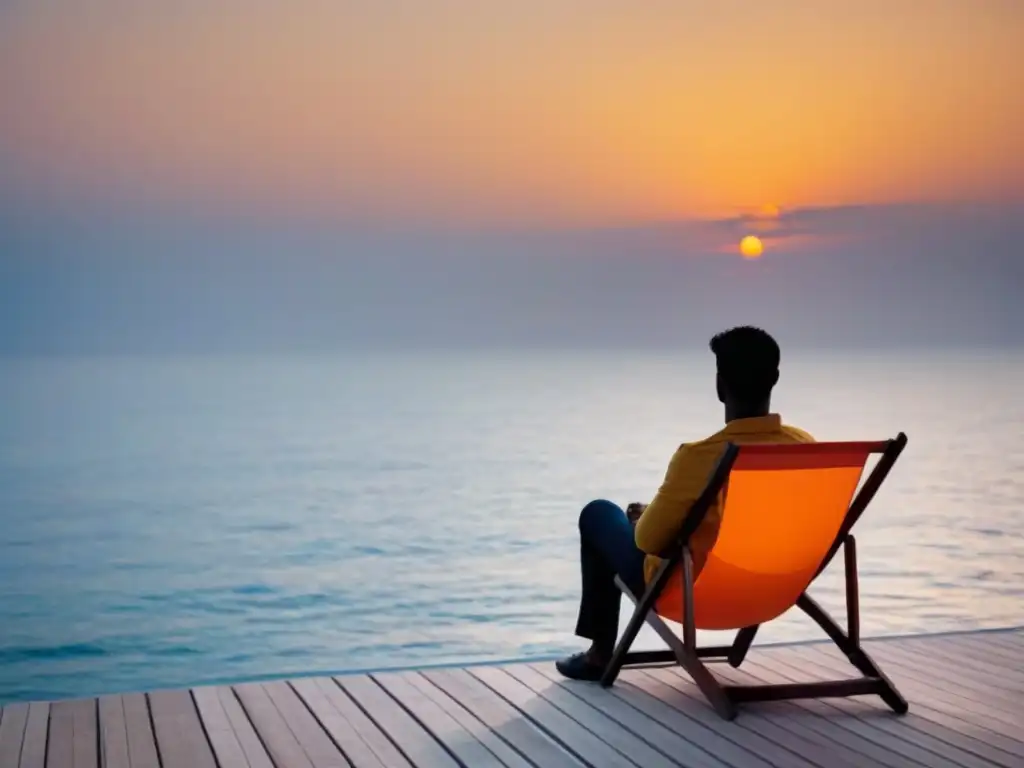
[809,645,1024,743]
[470,665,641,768]
[302,677,414,768]
[15,628,1024,768]
[796,645,1024,761]
[234,682,316,768]
[869,649,1023,719]
[373,671,507,767]
[19,703,49,768]
[121,693,160,768]
[984,632,1023,652]
[422,668,583,767]
[193,685,275,768]
[336,674,459,768]
[643,667,857,768]
[618,667,814,768]
[872,641,1024,697]
[964,630,1021,647]
[0,702,29,767]
[289,678,390,768]
[46,700,75,768]
[98,696,131,768]
[502,664,682,768]
[705,668,883,766]
[713,655,953,768]
[263,680,351,767]
[148,690,217,768]
[401,672,535,768]
[799,646,1024,759]
[758,650,1018,768]
[529,662,734,768]
[543,665,764,768]
[46,699,97,768]
[705,664,916,768]
[73,699,98,768]
[948,636,1024,667]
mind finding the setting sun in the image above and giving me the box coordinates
[740,235,764,259]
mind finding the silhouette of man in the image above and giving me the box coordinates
[556,326,815,680]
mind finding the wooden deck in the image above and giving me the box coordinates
[1,628,1021,767]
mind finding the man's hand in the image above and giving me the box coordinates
[626,502,647,525]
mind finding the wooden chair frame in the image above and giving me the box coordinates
[599,433,910,721]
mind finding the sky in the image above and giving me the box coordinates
[1,1,1022,353]
[2,0,1022,224]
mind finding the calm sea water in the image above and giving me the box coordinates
[1,349,1022,704]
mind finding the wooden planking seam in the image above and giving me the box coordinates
[625,667,827,768]
[870,640,1024,697]
[335,674,459,768]
[527,662,735,768]
[607,669,790,768]
[467,665,639,768]
[0,702,29,767]
[288,678,392,768]
[747,649,1001,768]
[20,702,49,768]
[421,667,584,768]
[370,671,508,767]
[400,672,535,768]
[261,680,352,767]
[98,695,130,768]
[325,677,419,768]
[500,665,678,768]
[193,685,276,768]
[148,688,218,768]
[828,645,1023,737]
[312,676,414,767]
[233,681,319,768]
[789,645,1024,763]
[946,636,1024,672]
[797,644,1023,745]
[13,629,1024,767]
[603,668,777,768]
[709,654,941,768]
[700,664,914,768]
[653,666,865,768]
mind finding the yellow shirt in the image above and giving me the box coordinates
[634,414,815,585]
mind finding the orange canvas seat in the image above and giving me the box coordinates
[600,434,910,721]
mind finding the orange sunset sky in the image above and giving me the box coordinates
[1,1,1022,226]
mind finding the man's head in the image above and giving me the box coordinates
[709,326,780,415]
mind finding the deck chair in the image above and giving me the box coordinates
[600,434,909,721]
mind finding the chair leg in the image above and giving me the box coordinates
[600,598,654,687]
[683,652,738,720]
[846,646,909,715]
[623,591,738,718]
[798,593,908,714]
[728,625,759,668]
[602,564,739,719]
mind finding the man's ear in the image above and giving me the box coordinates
[770,369,780,388]
[716,372,725,403]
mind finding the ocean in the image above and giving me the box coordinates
[1,349,1022,704]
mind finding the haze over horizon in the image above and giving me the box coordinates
[1,1,1022,354]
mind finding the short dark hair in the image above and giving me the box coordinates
[709,326,780,403]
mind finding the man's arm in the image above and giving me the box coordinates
[633,444,705,554]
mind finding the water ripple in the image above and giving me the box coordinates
[2,351,1023,704]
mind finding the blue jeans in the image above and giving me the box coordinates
[573,499,647,656]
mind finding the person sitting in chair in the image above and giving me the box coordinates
[555,326,815,681]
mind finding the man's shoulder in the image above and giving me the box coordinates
[781,424,816,443]
[671,421,814,459]
[674,430,731,456]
